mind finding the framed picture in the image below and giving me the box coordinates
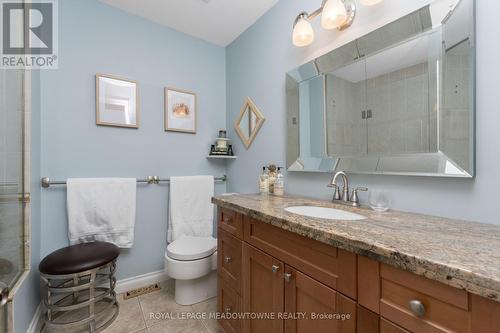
[96,74,139,128]
[164,87,197,134]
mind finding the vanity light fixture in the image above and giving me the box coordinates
[292,0,384,47]
[360,0,383,6]
[321,0,348,29]
[292,13,315,47]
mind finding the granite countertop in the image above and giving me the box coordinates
[212,193,500,302]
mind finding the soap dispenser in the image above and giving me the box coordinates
[274,167,285,196]
[259,167,269,194]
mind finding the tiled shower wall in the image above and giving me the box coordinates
[441,41,471,171]
[326,74,365,156]
[326,62,435,157]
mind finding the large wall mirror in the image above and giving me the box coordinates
[286,0,475,177]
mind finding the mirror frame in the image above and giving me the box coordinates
[286,0,475,178]
[235,97,265,149]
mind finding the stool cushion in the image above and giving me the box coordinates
[39,242,120,275]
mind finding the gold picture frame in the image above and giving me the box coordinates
[95,73,139,129]
[234,97,265,149]
[164,87,197,134]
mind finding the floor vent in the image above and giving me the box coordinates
[123,283,161,300]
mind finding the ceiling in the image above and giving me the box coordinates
[99,0,279,46]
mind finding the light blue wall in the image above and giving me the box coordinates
[39,0,227,280]
[226,0,500,225]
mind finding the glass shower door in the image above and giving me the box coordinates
[0,67,26,332]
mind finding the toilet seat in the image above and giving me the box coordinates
[167,236,217,261]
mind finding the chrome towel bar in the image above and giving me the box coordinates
[41,175,227,188]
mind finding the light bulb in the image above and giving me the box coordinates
[292,16,314,47]
[321,0,347,30]
[360,0,383,6]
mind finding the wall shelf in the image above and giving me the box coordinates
[207,155,237,160]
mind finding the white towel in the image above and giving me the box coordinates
[167,176,214,243]
[67,178,136,248]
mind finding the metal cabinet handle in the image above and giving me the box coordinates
[0,282,9,307]
[224,256,232,263]
[409,299,425,318]
[271,265,280,273]
[284,272,292,283]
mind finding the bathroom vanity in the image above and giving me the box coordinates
[213,194,500,333]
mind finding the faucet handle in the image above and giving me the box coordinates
[350,186,368,206]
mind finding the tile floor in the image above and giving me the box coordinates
[43,280,223,333]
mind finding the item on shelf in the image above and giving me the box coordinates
[259,167,269,194]
[209,129,233,156]
[267,164,277,193]
[274,167,284,196]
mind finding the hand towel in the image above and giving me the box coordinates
[67,178,136,248]
[167,176,214,243]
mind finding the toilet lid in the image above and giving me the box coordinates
[167,236,217,261]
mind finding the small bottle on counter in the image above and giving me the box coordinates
[274,167,284,196]
[268,164,277,193]
[259,167,269,194]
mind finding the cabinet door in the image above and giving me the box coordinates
[218,277,242,333]
[284,266,356,333]
[218,229,242,293]
[242,243,284,333]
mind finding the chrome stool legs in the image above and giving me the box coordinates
[40,260,119,332]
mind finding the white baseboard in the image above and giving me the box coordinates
[26,271,169,331]
[26,303,42,333]
[115,270,169,294]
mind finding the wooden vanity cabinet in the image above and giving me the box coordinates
[241,242,356,333]
[243,216,357,300]
[217,209,357,333]
[217,207,500,333]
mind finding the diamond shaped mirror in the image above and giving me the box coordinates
[235,97,265,149]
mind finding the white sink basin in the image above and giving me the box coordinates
[285,206,366,221]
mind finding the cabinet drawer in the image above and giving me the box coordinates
[380,264,470,333]
[243,216,357,299]
[218,228,242,293]
[218,208,243,239]
[380,318,410,333]
[218,278,242,333]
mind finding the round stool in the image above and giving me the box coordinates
[39,242,120,332]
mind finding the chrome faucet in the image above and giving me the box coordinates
[328,171,367,207]
[330,171,350,202]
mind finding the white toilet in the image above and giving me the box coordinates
[164,236,217,305]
